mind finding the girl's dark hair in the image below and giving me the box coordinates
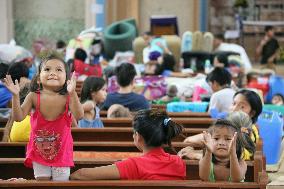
[74,48,87,62]
[30,52,69,95]
[80,76,105,103]
[234,89,263,123]
[155,54,176,75]
[208,119,246,164]
[133,109,183,150]
[7,62,29,82]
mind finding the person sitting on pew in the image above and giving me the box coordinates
[107,104,132,118]
[199,119,247,182]
[207,67,236,113]
[179,89,262,161]
[2,83,31,142]
[78,76,107,128]
[102,63,150,111]
[70,109,186,180]
[3,52,84,181]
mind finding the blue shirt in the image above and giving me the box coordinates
[102,92,150,111]
[0,84,12,108]
[78,107,104,128]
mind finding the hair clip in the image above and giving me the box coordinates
[163,118,171,126]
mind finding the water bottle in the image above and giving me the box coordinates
[205,59,212,74]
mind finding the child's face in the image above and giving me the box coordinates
[92,85,107,104]
[230,94,252,116]
[272,95,284,105]
[212,127,234,158]
[39,59,66,90]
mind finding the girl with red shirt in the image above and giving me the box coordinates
[71,109,186,180]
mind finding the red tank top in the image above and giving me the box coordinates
[24,92,74,168]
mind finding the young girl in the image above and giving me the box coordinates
[3,53,84,181]
[179,89,262,160]
[71,109,186,180]
[78,76,107,128]
[199,119,247,182]
[230,89,262,160]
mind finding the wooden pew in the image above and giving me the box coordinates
[0,117,7,128]
[0,127,201,142]
[100,110,211,118]
[0,141,190,158]
[0,152,266,182]
[0,152,268,188]
[71,127,201,142]
[101,117,214,128]
[0,180,268,189]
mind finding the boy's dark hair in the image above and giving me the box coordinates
[56,40,66,49]
[30,52,69,95]
[133,109,183,150]
[0,63,9,79]
[80,76,105,103]
[115,63,136,87]
[265,25,274,33]
[208,119,245,164]
[74,48,87,62]
[207,67,232,86]
[215,53,229,67]
[234,89,263,123]
[7,62,29,82]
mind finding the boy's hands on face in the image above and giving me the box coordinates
[3,75,20,96]
[202,131,214,153]
[67,72,76,94]
[228,132,237,155]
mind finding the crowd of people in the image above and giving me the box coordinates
[0,24,282,182]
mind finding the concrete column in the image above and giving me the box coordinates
[0,0,14,43]
[85,0,97,29]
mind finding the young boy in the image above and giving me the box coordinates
[102,63,150,111]
[207,67,235,113]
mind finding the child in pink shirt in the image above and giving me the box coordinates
[4,53,83,181]
[70,109,186,180]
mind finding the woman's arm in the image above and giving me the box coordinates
[170,72,192,78]
[70,164,120,180]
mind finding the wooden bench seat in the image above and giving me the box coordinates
[0,152,266,183]
[100,110,211,118]
[0,179,268,189]
[101,117,214,128]
[0,141,190,158]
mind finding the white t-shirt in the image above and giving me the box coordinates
[209,88,236,113]
[215,43,252,73]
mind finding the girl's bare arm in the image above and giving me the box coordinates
[4,75,33,121]
[229,132,247,182]
[70,164,120,180]
[199,150,212,181]
[184,133,205,147]
[67,72,84,120]
[199,131,213,181]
